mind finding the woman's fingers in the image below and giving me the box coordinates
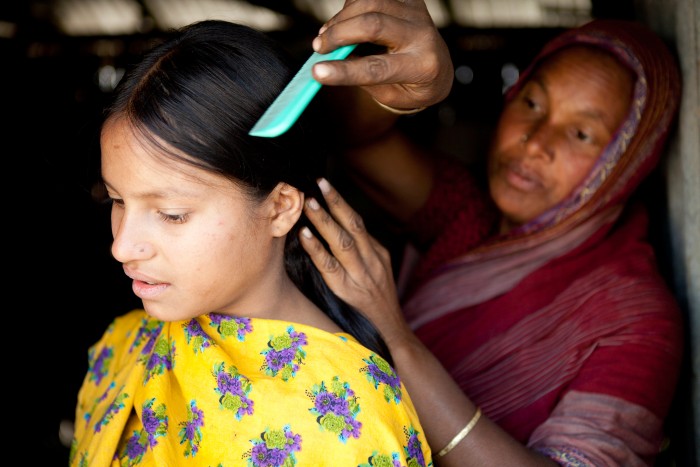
[311,0,453,109]
[301,178,396,307]
[314,178,395,283]
[301,196,368,307]
[316,178,378,265]
[320,0,435,48]
[300,179,407,338]
[300,179,407,343]
[299,224,347,294]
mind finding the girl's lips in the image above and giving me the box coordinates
[123,266,170,300]
[132,279,169,300]
[123,265,158,283]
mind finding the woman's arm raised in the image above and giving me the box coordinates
[312,0,453,113]
[311,0,452,223]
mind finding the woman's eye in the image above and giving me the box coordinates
[520,95,542,113]
[159,212,188,224]
[575,129,592,143]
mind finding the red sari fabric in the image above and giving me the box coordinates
[400,20,683,467]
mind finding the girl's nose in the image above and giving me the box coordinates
[110,213,154,263]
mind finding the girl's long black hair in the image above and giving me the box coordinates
[102,19,392,363]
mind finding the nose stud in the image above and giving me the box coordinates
[520,133,529,143]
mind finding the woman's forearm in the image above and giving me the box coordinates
[299,179,556,466]
[387,330,557,466]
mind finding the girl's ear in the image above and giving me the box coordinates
[267,182,304,237]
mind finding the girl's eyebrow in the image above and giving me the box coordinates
[102,180,201,200]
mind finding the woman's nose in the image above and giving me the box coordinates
[521,123,555,161]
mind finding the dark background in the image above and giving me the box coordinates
[2,1,693,465]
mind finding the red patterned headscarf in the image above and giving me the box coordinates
[402,19,682,329]
[503,18,682,237]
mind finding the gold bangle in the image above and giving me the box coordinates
[372,97,426,115]
[436,407,482,458]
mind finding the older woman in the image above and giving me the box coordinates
[303,12,683,467]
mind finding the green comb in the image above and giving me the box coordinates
[249,44,357,138]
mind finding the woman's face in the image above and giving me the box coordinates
[487,46,634,232]
[100,119,296,322]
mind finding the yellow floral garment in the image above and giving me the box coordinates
[70,310,432,466]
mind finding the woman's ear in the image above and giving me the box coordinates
[267,182,304,238]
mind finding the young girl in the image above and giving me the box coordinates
[69,20,431,466]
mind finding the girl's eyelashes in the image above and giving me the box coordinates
[105,196,190,224]
[158,212,189,224]
[98,177,190,223]
[91,181,111,204]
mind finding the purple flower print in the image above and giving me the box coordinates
[261,327,307,381]
[358,427,427,467]
[404,426,427,467]
[93,391,129,433]
[183,319,213,353]
[83,381,117,428]
[130,318,163,354]
[265,347,297,372]
[217,370,242,394]
[213,362,254,419]
[342,418,362,440]
[209,314,253,341]
[124,436,147,460]
[313,390,350,416]
[88,346,113,386]
[178,400,204,458]
[141,399,168,447]
[247,426,301,467]
[313,391,337,415]
[140,336,175,382]
[117,398,168,465]
[358,452,402,467]
[251,445,286,466]
[308,376,362,442]
[362,354,403,404]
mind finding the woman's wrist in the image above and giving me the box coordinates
[436,407,482,457]
[372,97,426,115]
[383,325,427,363]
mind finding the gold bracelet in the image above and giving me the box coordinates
[436,407,482,458]
[372,97,426,115]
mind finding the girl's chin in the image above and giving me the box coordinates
[141,304,192,322]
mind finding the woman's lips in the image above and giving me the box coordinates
[503,160,543,192]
